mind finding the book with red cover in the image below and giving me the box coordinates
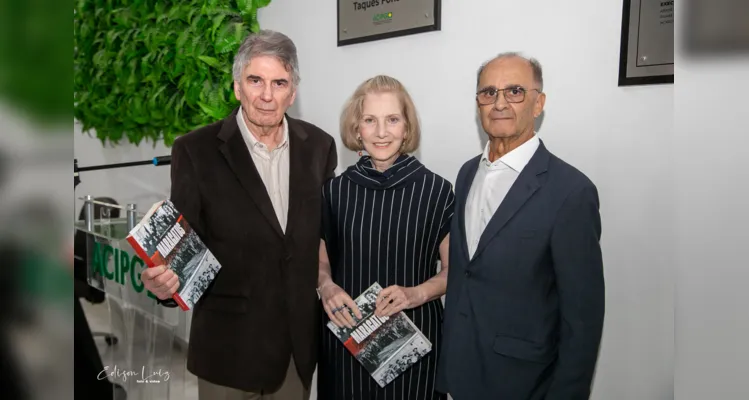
[125,199,221,310]
[327,282,432,387]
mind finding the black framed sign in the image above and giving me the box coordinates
[338,0,441,47]
[618,0,674,86]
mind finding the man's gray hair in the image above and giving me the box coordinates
[232,30,300,86]
[476,52,544,91]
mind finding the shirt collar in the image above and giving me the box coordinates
[481,133,540,172]
[236,106,289,151]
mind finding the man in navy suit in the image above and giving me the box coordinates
[436,53,605,399]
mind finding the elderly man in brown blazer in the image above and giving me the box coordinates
[141,30,337,400]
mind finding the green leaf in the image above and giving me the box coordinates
[250,20,260,33]
[198,55,221,68]
[196,101,224,120]
[238,0,255,17]
[211,14,226,40]
[72,0,266,147]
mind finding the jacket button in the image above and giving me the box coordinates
[465,270,471,278]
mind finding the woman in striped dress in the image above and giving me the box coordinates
[317,75,454,400]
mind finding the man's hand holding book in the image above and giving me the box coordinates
[141,264,180,300]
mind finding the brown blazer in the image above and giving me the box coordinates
[169,107,337,392]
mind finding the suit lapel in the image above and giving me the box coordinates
[284,116,309,239]
[470,142,550,261]
[457,156,481,263]
[217,108,284,238]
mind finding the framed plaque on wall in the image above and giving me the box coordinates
[338,0,441,46]
[618,0,674,86]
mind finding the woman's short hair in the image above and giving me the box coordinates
[340,75,421,153]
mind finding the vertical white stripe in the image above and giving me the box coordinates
[427,180,448,272]
[343,179,351,399]
[414,176,427,284]
[386,191,394,288]
[369,188,375,284]
[374,189,385,400]
[417,175,437,284]
[351,184,358,294]
[339,186,344,396]
[350,184,358,398]
[392,188,405,400]
[378,190,385,286]
[337,177,342,242]
[329,179,337,399]
[360,187,366,294]
[418,175,439,282]
[403,182,416,289]
[358,187,366,399]
[405,182,417,400]
[329,181,334,400]
[407,176,427,398]
[343,180,350,295]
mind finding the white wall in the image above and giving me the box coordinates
[673,41,749,399]
[257,1,674,399]
[73,121,172,217]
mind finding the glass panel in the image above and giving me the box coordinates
[76,198,185,399]
[74,198,146,241]
[100,296,185,400]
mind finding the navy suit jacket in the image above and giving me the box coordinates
[436,140,605,399]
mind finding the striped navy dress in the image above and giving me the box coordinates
[318,154,455,400]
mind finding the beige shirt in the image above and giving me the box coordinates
[465,134,540,258]
[236,107,290,232]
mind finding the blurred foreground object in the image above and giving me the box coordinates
[0,0,70,128]
[0,75,73,399]
[0,197,73,400]
[675,1,749,400]
[683,0,749,57]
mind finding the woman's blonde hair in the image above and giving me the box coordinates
[340,75,421,153]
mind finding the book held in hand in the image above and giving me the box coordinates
[126,199,221,311]
[327,282,432,388]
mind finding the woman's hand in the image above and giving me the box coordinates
[375,285,426,317]
[320,282,362,329]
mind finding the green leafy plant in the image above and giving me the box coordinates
[74,0,272,147]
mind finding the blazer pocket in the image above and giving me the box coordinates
[492,335,554,364]
[197,294,249,314]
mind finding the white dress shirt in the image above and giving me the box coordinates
[236,107,290,232]
[465,134,540,259]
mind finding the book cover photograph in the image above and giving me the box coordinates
[327,282,432,387]
[126,199,221,311]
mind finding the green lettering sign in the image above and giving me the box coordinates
[91,241,158,300]
[130,256,144,292]
[102,244,114,280]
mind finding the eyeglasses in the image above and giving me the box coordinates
[476,86,541,105]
